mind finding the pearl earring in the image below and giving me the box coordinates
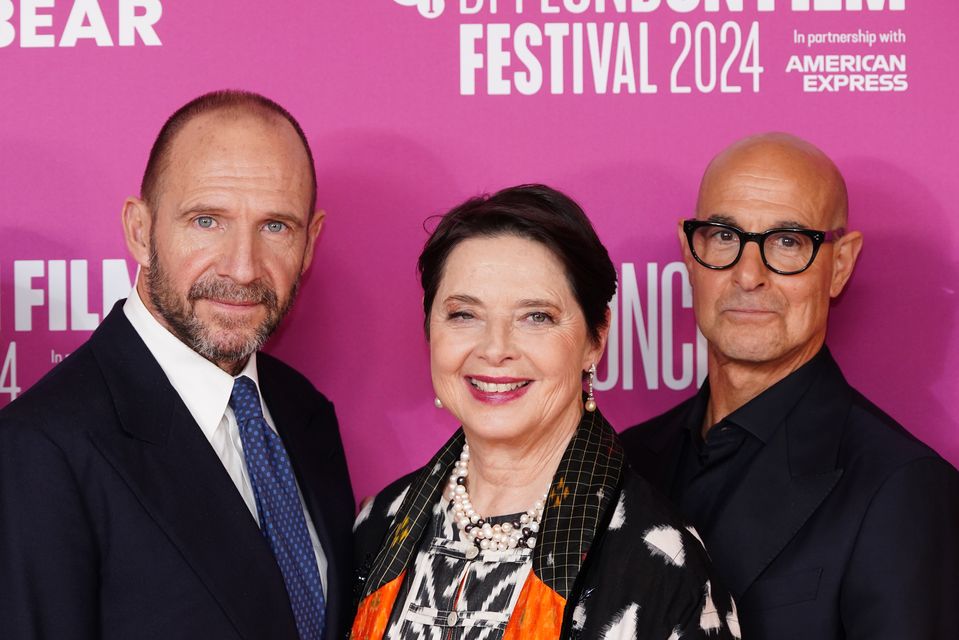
[434,396,443,409]
[584,364,597,412]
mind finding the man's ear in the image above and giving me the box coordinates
[829,230,863,298]
[300,209,326,273]
[122,197,153,269]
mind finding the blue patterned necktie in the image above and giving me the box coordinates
[230,375,325,640]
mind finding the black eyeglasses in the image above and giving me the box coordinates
[683,219,845,275]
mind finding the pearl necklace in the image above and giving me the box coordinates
[447,443,547,551]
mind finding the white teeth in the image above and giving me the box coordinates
[470,379,529,393]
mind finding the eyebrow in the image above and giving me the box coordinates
[705,213,810,230]
[443,294,481,306]
[263,211,303,227]
[442,295,561,310]
[517,298,561,310]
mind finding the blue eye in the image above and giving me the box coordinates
[448,311,474,321]
[265,221,286,233]
[196,216,215,229]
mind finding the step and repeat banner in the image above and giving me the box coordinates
[1,1,956,499]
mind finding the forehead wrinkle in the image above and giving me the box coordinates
[187,169,303,198]
[700,169,831,230]
[161,111,311,207]
[708,168,799,197]
[703,213,809,231]
[701,187,812,218]
[438,235,576,308]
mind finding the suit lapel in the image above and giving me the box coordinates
[648,402,695,494]
[627,396,699,496]
[86,306,299,640]
[704,355,851,599]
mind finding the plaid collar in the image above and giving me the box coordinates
[361,409,625,602]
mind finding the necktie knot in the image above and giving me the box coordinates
[230,375,265,424]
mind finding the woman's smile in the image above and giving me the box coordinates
[465,376,533,403]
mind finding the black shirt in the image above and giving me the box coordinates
[672,349,829,539]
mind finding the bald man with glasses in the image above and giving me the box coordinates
[621,132,959,640]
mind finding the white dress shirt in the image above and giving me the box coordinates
[123,286,328,594]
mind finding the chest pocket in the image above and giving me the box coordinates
[745,567,823,611]
[395,538,533,639]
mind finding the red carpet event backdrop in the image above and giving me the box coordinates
[1,1,956,499]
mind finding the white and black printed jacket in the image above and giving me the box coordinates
[350,409,741,640]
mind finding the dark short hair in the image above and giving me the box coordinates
[140,89,317,214]
[418,184,617,344]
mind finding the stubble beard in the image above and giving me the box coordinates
[146,241,299,372]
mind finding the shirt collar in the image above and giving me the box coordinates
[685,348,832,445]
[683,381,712,442]
[123,282,262,441]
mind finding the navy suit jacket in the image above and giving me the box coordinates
[621,351,959,639]
[0,303,355,640]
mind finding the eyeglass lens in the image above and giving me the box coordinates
[691,226,814,273]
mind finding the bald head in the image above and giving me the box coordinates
[697,132,848,230]
[141,90,317,215]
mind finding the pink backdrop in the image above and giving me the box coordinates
[1,1,955,500]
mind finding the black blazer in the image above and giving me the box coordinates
[621,352,959,640]
[0,303,355,640]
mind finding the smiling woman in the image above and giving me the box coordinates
[350,185,741,639]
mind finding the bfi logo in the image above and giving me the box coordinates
[0,0,161,47]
